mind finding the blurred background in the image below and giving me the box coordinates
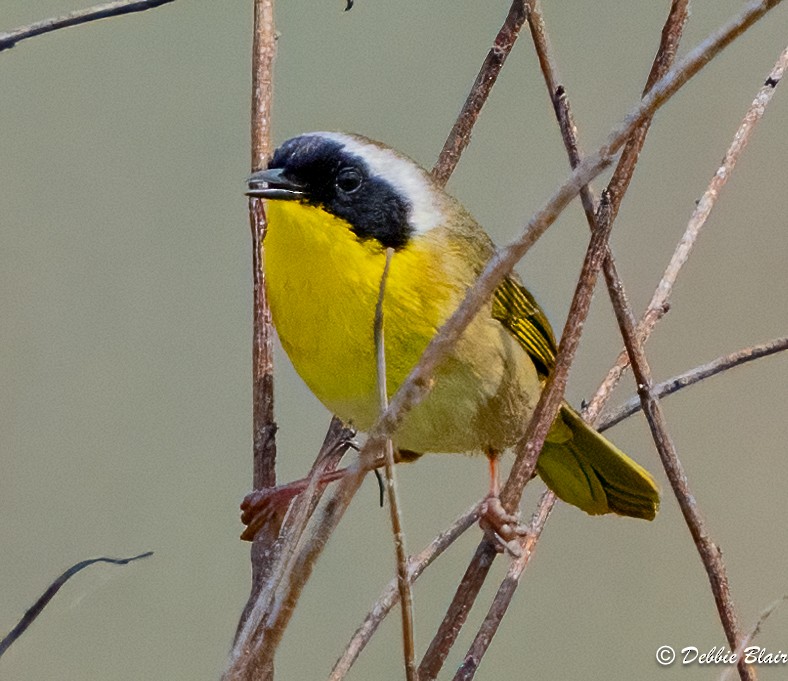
[1,1,787,679]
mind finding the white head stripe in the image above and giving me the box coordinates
[304,132,443,234]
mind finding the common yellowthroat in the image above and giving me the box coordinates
[246,132,659,523]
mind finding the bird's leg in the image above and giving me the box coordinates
[240,445,409,541]
[480,449,527,556]
[240,466,353,541]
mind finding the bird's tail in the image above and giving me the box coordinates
[536,403,660,520]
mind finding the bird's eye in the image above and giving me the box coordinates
[335,167,363,194]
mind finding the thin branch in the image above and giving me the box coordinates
[227,420,352,679]
[374,249,417,680]
[605,252,754,681]
[329,504,480,681]
[587,44,788,420]
[0,552,153,658]
[599,337,788,431]
[719,596,788,681]
[0,0,174,52]
[526,16,787,681]
[228,0,278,677]
[248,0,278,603]
[431,0,529,187]
[529,5,758,679]
[453,492,554,681]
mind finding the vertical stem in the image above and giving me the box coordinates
[431,0,529,187]
[375,249,417,680]
[604,258,753,681]
[241,0,278,649]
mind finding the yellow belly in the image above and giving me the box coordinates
[263,200,540,453]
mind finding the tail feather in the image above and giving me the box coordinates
[536,404,660,521]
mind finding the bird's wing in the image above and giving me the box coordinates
[492,276,557,377]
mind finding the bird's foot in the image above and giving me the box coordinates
[240,467,352,541]
[240,482,305,541]
[479,495,528,558]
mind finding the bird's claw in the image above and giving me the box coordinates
[480,495,528,557]
[240,485,301,541]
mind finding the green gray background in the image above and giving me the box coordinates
[2,1,787,679]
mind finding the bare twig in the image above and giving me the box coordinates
[719,596,788,681]
[431,0,529,187]
[0,0,174,52]
[0,552,153,658]
[587,44,788,419]
[600,336,788,431]
[228,421,352,679]
[249,0,278,493]
[529,5,756,678]
[228,1,278,678]
[246,0,278,622]
[605,254,754,681]
[453,492,554,681]
[527,16,786,681]
[329,504,481,681]
[374,249,417,680]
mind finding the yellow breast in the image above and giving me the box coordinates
[263,200,457,430]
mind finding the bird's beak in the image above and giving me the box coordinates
[246,168,305,200]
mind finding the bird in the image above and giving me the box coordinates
[244,131,659,539]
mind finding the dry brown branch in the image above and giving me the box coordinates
[600,336,788,431]
[431,0,529,187]
[452,492,554,681]
[374,248,417,680]
[719,596,788,681]
[0,552,152,658]
[328,504,480,680]
[587,44,788,419]
[0,0,173,52]
[604,253,754,681]
[226,1,280,678]
[228,420,353,679]
[234,0,280,659]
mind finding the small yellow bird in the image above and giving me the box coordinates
[246,132,659,530]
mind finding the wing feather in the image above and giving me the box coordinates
[492,276,557,377]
